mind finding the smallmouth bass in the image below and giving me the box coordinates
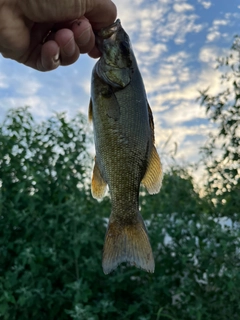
[89,19,163,274]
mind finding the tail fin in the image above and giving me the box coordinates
[102,212,154,274]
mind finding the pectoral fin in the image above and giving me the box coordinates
[142,146,163,194]
[107,92,120,121]
[91,160,107,199]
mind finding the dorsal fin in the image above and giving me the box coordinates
[147,101,155,143]
[88,99,93,122]
[142,145,163,194]
[142,102,163,194]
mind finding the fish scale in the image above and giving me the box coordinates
[89,19,163,274]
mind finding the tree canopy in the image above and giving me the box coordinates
[199,35,240,218]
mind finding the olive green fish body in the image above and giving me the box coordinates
[90,20,163,274]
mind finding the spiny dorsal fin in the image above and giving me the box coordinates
[142,145,163,194]
[91,159,107,199]
[88,99,93,122]
[147,102,155,143]
[102,212,154,274]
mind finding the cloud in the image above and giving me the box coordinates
[77,78,91,95]
[0,96,49,119]
[151,65,223,109]
[155,123,216,165]
[206,31,220,42]
[0,74,8,89]
[225,12,240,20]
[160,102,206,126]
[133,42,168,67]
[206,19,229,43]
[116,0,205,48]
[173,3,194,13]
[161,12,204,44]
[139,50,191,97]
[199,46,222,64]
[213,20,228,26]
[16,78,42,96]
[0,54,95,123]
[198,0,212,9]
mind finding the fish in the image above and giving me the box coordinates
[89,19,163,274]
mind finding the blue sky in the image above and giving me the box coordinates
[0,0,239,174]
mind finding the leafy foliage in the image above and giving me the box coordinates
[199,35,240,215]
[0,107,239,320]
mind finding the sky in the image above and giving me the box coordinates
[0,0,239,176]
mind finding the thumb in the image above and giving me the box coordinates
[20,0,117,29]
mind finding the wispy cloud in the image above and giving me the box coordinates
[162,11,204,44]
[206,19,229,43]
[0,74,8,89]
[173,3,194,13]
[198,0,212,9]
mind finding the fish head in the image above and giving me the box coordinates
[95,19,134,88]
[96,19,132,69]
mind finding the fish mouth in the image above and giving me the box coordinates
[96,19,122,40]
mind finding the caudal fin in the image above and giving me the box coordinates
[102,213,154,274]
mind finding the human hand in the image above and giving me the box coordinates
[0,0,116,71]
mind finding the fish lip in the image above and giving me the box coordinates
[96,19,121,39]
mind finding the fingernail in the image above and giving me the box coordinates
[53,52,60,62]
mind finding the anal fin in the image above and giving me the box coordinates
[91,160,107,199]
[142,145,163,194]
[102,212,154,274]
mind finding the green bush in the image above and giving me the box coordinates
[0,108,239,320]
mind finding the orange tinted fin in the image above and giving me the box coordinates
[142,145,163,194]
[91,160,107,199]
[102,212,154,274]
[88,99,93,122]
